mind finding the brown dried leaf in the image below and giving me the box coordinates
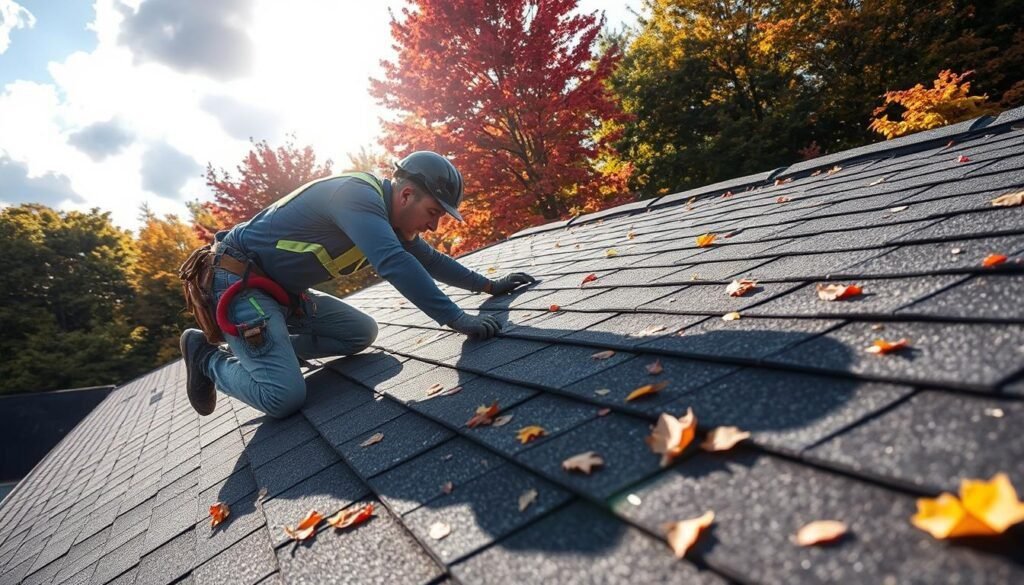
[663,511,715,558]
[700,426,751,452]
[360,432,384,447]
[561,451,605,474]
[283,510,323,541]
[441,481,454,494]
[466,401,500,428]
[325,503,374,530]
[518,488,538,512]
[591,349,616,360]
[646,408,697,467]
[793,520,848,546]
[992,190,1024,207]
[632,324,667,337]
[725,279,757,297]
[626,380,669,402]
[597,408,611,417]
[645,359,664,375]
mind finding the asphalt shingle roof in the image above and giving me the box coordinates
[2,109,1024,584]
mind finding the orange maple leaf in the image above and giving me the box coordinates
[561,451,604,474]
[580,273,598,287]
[816,283,863,301]
[981,253,1007,267]
[695,233,717,248]
[326,503,374,530]
[725,279,757,297]
[516,425,547,444]
[865,338,909,355]
[549,304,561,312]
[284,509,323,541]
[466,401,500,428]
[646,408,697,467]
[663,511,714,558]
[912,473,1024,539]
[626,380,669,402]
[793,520,848,546]
[209,502,230,528]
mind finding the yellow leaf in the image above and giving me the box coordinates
[695,233,717,248]
[793,520,848,546]
[516,425,547,444]
[605,248,619,258]
[912,493,996,539]
[960,472,1024,533]
[645,408,697,467]
[663,511,714,558]
[722,311,741,321]
[626,380,669,402]
[992,190,1024,207]
[700,426,750,452]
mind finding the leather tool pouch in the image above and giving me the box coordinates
[178,244,225,344]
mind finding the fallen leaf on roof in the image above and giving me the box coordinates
[209,502,230,528]
[992,190,1024,207]
[284,510,323,541]
[700,426,751,452]
[597,407,611,416]
[865,338,910,355]
[827,165,842,175]
[562,451,605,474]
[725,279,757,297]
[553,242,561,248]
[326,503,374,530]
[486,266,497,274]
[633,324,667,337]
[816,283,863,301]
[429,521,451,540]
[441,481,454,494]
[605,248,619,258]
[663,511,714,558]
[591,349,616,360]
[695,233,717,247]
[492,414,514,427]
[626,380,669,402]
[580,273,598,286]
[912,473,1024,539]
[466,401,500,428]
[517,425,547,444]
[646,408,697,467]
[645,359,664,375]
[686,197,695,210]
[721,190,734,198]
[888,205,909,213]
[793,520,848,546]
[774,177,793,186]
[594,388,611,396]
[360,432,384,447]
[957,155,971,163]
[426,382,446,397]
[549,304,561,312]
[722,311,741,321]
[869,177,886,186]
[626,228,637,239]
[981,253,1007,267]
[518,488,538,512]
[776,196,791,204]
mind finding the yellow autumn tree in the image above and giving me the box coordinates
[869,70,1000,139]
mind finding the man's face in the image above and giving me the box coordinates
[391,184,446,240]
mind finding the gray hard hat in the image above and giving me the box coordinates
[393,151,465,222]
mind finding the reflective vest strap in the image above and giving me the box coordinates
[272,171,384,209]
[272,172,384,278]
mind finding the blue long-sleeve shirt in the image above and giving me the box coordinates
[223,174,487,324]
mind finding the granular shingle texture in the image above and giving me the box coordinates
[3,111,1023,584]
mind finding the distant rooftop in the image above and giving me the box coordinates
[2,107,1023,585]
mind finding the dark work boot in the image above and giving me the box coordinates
[180,329,218,415]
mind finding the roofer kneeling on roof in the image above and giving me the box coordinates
[177,151,535,418]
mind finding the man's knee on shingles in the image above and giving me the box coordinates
[261,377,306,419]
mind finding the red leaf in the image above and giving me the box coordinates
[580,273,598,287]
[982,254,1007,268]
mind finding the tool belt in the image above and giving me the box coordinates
[178,241,294,346]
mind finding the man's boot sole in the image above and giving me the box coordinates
[180,333,217,416]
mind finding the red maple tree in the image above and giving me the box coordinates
[371,0,632,254]
[201,137,334,233]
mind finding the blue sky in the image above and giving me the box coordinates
[0,0,639,232]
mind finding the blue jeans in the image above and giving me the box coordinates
[205,255,378,419]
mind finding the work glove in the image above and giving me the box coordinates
[447,313,501,340]
[488,272,536,296]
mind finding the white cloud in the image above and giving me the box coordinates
[0,0,34,54]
